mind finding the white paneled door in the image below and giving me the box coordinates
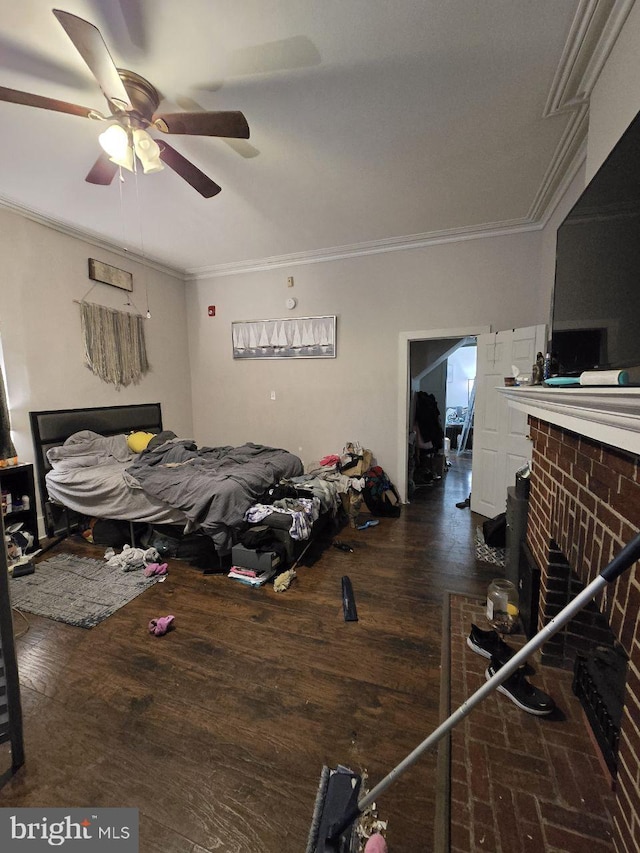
[471,325,546,519]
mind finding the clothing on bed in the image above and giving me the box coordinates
[244,495,320,540]
[283,470,363,516]
[124,439,303,553]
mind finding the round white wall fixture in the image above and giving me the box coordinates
[286,297,297,310]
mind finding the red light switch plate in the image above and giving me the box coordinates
[208,306,216,316]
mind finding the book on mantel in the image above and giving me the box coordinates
[227,566,276,587]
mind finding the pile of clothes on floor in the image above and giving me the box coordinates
[296,441,400,527]
[233,443,402,576]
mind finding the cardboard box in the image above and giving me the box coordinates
[231,544,281,572]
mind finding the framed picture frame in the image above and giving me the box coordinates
[88,258,133,292]
[232,315,336,359]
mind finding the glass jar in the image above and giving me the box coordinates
[486,578,519,634]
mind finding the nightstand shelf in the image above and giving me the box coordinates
[0,463,40,550]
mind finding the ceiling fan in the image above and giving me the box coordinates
[0,8,250,198]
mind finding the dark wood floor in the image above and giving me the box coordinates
[0,455,495,852]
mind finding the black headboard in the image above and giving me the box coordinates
[29,403,162,535]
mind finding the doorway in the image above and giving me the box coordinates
[444,343,477,456]
[408,338,477,495]
[396,325,490,503]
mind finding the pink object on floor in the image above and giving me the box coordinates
[148,615,175,636]
[144,562,168,577]
[364,834,388,853]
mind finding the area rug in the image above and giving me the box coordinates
[9,553,159,628]
[474,527,505,567]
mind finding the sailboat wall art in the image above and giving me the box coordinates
[231,316,337,360]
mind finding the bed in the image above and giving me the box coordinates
[29,403,304,555]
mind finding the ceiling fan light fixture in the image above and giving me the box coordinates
[132,128,164,174]
[99,123,133,171]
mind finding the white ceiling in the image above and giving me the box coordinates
[0,1,631,276]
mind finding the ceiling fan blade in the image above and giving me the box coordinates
[52,9,133,111]
[158,142,221,198]
[0,85,104,119]
[153,110,250,139]
[86,152,119,186]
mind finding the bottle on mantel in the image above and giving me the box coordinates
[543,352,552,381]
[532,352,544,384]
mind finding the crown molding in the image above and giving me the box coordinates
[545,0,636,115]
[544,0,634,116]
[530,0,635,222]
[184,219,543,280]
[527,107,589,224]
[0,193,184,280]
[0,186,541,283]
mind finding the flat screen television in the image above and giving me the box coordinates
[551,108,640,378]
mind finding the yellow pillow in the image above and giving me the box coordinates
[127,431,154,453]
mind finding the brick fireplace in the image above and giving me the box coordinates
[525,415,640,853]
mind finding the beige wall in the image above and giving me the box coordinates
[186,230,544,487]
[0,209,193,473]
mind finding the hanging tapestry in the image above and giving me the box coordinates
[80,301,149,389]
[0,364,17,465]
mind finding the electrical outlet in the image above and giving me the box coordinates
[208,305,215,317]
[270,390,276,400]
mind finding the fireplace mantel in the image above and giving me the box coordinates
[498,386,640,456]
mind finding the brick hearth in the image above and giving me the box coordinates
[526,417,640,853]
[448,593,615,852]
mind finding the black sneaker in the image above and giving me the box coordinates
[467,624,515,666]
[486,658,556,716]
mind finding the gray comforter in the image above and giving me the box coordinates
[125,439,303,551]
[45,431,187,527]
